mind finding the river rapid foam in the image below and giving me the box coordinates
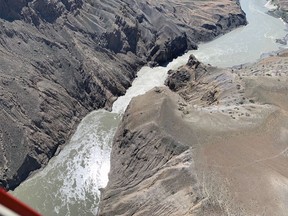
[12,0,288,215]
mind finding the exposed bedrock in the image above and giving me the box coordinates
[0,0,246,190]
[100,51,288,215]
[271,0,288,22]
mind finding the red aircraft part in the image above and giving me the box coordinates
[0,188,41,216]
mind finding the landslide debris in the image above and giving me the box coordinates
[99,50,288,215]
[0,0,246,190]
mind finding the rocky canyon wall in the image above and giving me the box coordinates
[0,0,246,190]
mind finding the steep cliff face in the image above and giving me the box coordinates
[0,0,246,190]
[100,51,288,215]
[0,0,31,21]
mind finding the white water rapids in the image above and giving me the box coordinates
[12,0,287,215]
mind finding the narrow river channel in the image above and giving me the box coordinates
[12,0,287,215]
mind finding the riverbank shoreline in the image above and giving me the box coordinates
[0,0,247,191]
[265,0,288,22]
[11,0,288,215]
[99,1,288,215]
[99,47,288,216]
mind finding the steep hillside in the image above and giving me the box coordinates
[0,0,246,190]
[99,51,288,215]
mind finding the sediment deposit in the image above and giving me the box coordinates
[0,0,246,190]
[99,52,288,215]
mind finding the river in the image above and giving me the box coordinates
[11,0,287,215]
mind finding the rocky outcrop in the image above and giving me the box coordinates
[0,0,31,21]
[100,50,288,215]
[268,0,288,22]
[0,0,246,190]
[165,55,206,91]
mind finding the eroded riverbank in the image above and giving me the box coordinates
[100,0,288,215]
[0,0,246,191]
[100,51,288,215]
[12,0,288,215]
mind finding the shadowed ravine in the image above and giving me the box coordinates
[12,0,288,215]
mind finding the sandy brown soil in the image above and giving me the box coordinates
[0,0,246,190]
[99,51,288,215]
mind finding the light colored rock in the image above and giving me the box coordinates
[0,0,246,190]
[100,51,288,215]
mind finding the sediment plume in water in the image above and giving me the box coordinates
[12,0,288,215]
